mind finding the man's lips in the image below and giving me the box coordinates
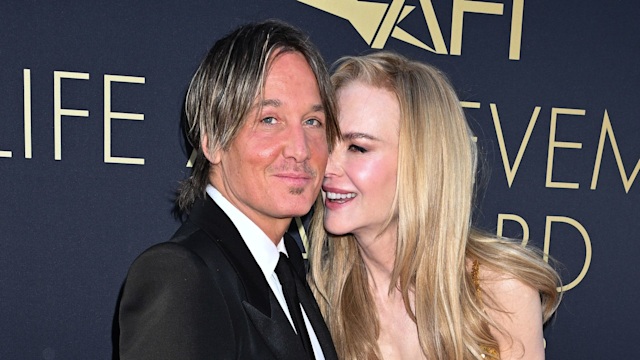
[274,173,313,186]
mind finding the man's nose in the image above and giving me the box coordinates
[283,123,311,162]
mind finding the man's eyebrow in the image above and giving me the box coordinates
[343,132,379,141]
[261,99,281,107]
[258,99,324,113]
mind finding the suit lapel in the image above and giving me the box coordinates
[188,197,310,359]
[242,293,307,360]
[284,235,339,360]
[188,197,271,315]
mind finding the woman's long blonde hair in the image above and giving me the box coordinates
[309,52,561,360]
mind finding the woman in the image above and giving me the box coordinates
[308,52,561,359]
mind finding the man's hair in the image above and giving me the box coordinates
[177,19,339,212]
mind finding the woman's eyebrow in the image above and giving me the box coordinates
[343,132,379,141]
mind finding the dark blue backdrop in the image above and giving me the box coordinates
[1,1,638,358]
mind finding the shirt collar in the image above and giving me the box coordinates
[206,184,287,278]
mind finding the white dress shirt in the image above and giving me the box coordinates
[206,185,325,359]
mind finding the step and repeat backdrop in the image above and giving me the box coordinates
[1,1,637,358]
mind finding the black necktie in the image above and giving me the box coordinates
[275,252,315,359]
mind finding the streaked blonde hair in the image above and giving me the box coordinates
[309,52,561,360]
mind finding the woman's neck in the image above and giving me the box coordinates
[354,225,398,293]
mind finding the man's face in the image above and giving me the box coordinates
[210,51,328,241]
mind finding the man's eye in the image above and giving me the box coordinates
[261,117,278,124]
[348,144,367,153]
[304,118,322,127]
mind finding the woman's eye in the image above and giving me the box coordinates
[261,116,278,124]
[348,144,367,153]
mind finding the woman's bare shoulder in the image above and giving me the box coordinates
[472,261,546,360]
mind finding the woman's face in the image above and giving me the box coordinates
[322,81,400,240]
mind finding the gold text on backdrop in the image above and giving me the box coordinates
[297,0,525,60]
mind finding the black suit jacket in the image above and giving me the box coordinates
[117,197,337,360]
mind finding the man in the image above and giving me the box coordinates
[117,20,339,359]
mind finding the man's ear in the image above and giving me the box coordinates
[201,134,222,165]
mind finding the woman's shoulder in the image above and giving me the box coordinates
[466,258,540,309]
[467,258,546,359]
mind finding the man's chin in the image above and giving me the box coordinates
[271,188,316,215]
[278,203,315,218]
[288,186,306,196]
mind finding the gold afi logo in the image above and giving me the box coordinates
[297,0,525,60]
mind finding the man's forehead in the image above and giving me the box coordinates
[251,52,324,113]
